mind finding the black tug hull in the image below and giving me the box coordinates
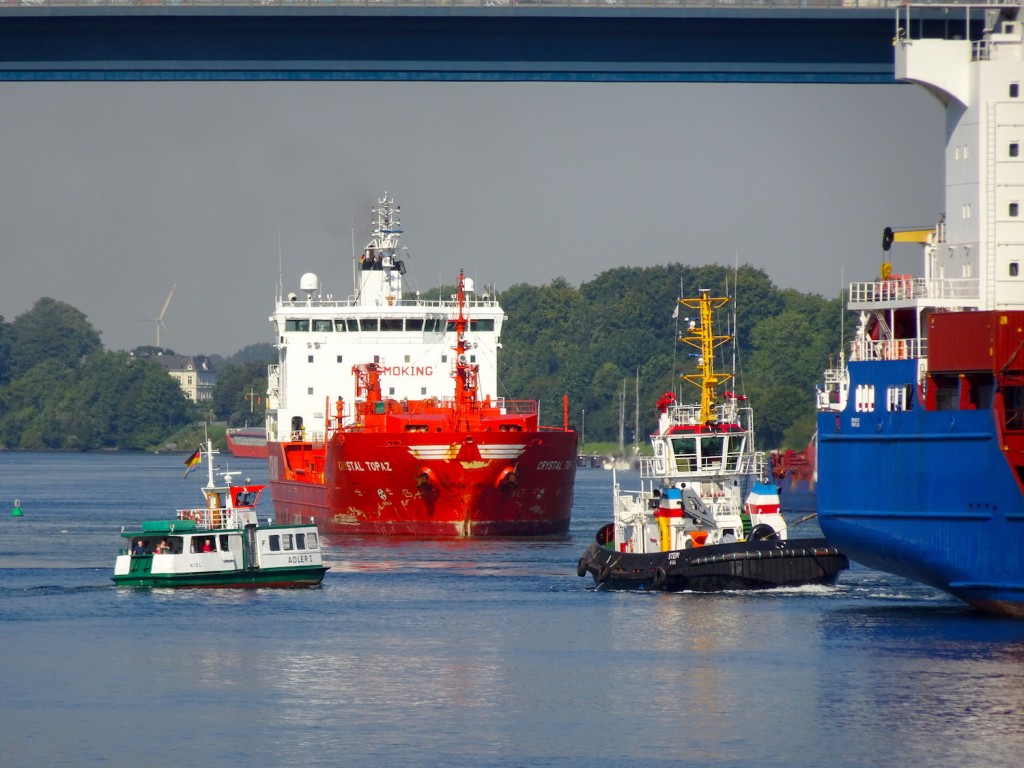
[577,525,848,591]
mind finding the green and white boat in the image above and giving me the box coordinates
[112,441,328,588]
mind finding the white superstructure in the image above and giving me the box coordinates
[818,3,1024,413]
[894,2,1024,313]
[266,193,505,444]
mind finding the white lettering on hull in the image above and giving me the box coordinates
[344,461,393,472]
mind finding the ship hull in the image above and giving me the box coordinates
[268,430,578,537]
[225,429,268,459]
[112,566,327,589]
[578,527,847,592]
[817,360,1024,617]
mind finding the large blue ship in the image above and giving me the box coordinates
[817,2,1024,618]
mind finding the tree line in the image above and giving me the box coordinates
[0,263,841,451]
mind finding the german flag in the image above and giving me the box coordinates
[184,449,201,477]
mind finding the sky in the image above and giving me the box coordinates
[0,81,945,357]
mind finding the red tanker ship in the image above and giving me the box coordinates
[268,268,577,537]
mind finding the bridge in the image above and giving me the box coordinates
[0,2,994,82]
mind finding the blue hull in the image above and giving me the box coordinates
[817,359,1024,617]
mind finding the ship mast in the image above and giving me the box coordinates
[677,290,732,425]
[452,270,479,431]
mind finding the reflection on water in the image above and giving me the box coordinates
[3,455,1024,766]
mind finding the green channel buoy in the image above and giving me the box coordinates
[11,498,23,517]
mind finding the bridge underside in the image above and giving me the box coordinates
[0,10,910,83]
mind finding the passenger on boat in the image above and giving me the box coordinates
[155,539,170,555]
[203,539,213,553]
[132,540,146,556]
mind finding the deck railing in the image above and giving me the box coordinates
[847,277,979,306]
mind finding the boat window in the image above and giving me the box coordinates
[1011,142,1020,158]
[296,533,306,549]
[700,436,724,470]
[406,318,424,331]
[191,537,216,553]
[724,435,744,471]
[285,319,310,332]
[306,532,319,550]
[670,436,697,472]
[219,535,230,551]
[281,534,294,551]
[380,319,403,331]
[335,319,351,332]
[361,318,379,332]
[313,319,333,332]
[472,319,495,332]
[268,535,280,552]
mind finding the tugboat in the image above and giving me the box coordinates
[112,441,328,588]
[577,290,848,591]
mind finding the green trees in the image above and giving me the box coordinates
[0,299,193,450]
[497,265,839,451]
[211,358,272,427]
[0,267,841,452]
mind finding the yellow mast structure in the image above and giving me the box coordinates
[677,290,732,425]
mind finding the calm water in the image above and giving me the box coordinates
[2,452,1024,768]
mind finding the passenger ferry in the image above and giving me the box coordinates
[112,441,328,588]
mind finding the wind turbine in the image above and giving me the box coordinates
[153,283,176,347]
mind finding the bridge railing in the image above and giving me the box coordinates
[0,0,951,10]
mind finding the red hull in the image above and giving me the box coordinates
[225,429,268,459]
[268,430,578,537]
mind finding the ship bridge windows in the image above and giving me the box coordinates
[285,319,310,332]
[312,319,333,333]
[1011,142,1020,158]
[445,319,495,332]
[336,319,354,332]
[724,435,745,471]
[406,319,424,331]
[670,436,697,472]
[425,317,445,333]
[700,435,724,470]
[362,319,379,332]
[380,319,403,331]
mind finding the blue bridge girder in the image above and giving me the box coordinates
[0,2,992,83]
